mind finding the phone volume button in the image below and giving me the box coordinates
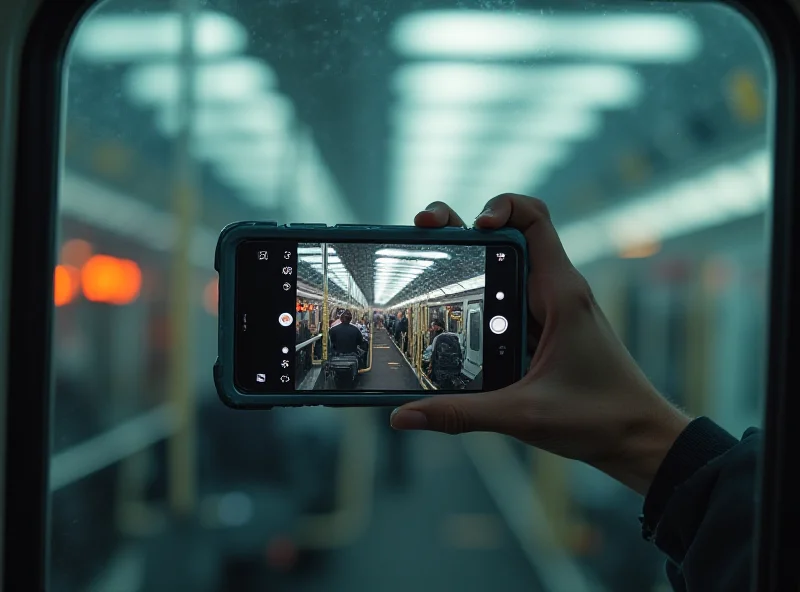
[288,223,327,228]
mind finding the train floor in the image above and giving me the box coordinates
[284,332,542,590]
[358,330,421,391]
[287,430,543,592]
[87,433,544,592]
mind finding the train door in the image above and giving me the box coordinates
[463,300,482,380]
[706,251,767,435]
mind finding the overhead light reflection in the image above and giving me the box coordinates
[298,247,335,255]
[300,256,342,264]
[559,149,770,267]
[71,11,248,61]
[393,64,643,108]
[126,58,276,106]
[391,11,701,62]
[393,108,600,141]
[376,257,435,268]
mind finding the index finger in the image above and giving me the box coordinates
[475,193,573,276]
[414,201,467,229]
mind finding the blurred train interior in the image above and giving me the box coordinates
[51,1,770,591]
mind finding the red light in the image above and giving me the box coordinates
[81,255,141,305]
[54,265,80,307]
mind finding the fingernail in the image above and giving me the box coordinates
[477,207,493,218]
[425,204,438,212]
[391,409,429,430]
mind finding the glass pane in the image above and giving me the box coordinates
[53,1,772,591]
[470,310,482,352]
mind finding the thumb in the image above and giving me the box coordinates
[390,391,519,435]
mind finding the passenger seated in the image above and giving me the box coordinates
[329,310,364,356]
[427,319,463,389]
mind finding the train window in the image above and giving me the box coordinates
[55,1,772,591]
[469,308,482,353]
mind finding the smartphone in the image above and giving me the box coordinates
[214,221,528,409]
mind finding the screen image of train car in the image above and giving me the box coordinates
[383,285,485,390]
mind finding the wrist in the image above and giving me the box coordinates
[595,406,691,496]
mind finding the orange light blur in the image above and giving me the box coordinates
[60,239,93,267]
[619,241,661,259]
[54,265,80,307]
[204,278,218,315]
[81,255,141,305]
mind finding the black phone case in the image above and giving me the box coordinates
[213,221,529,409]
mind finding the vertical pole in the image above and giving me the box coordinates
[322,244,329,362]
[167,0,198,518]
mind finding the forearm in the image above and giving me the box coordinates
[593,404,692,496]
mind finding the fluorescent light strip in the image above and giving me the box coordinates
[393,63,643,108]
[376,257,434,267]
[559,149,770,267]
[125,58,277,106]
[307,257,368,307]
[374,255,441,303]
[391,274,487,308]
[375,248,450,259]
[392,108,601,142]
[391,11,701,62]
[71,11,248,61]
[298,247,336,255]
[375,266,425,274]
[301,256,342,264]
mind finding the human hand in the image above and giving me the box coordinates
[390,194,690,495]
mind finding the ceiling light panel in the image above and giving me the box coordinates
[393,108,601,141]
[71,11,248,61]
[375,257,434,267]
[393,63,643,109]
[375,248,450,259]
[297,247,336,255]
[391,11,701,62]
[125,58,276,106]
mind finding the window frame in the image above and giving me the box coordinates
[3,0,800,590]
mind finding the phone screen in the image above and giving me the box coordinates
[234,240,523,394]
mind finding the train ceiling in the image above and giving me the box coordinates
[65,0,770,257]
[296,243,485,307]
[338,243,484,307]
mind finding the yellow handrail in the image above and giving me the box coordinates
[357,322,373,374]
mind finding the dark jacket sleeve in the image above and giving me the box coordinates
[640,417,760,591]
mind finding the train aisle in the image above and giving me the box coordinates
[290,430,544,592]
[358,330,421,391]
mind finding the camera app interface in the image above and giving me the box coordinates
[235,241,520,393]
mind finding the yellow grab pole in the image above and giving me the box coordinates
[322,244,329,362]
[166,0,199,518]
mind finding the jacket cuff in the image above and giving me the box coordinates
[640,416,738,540]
